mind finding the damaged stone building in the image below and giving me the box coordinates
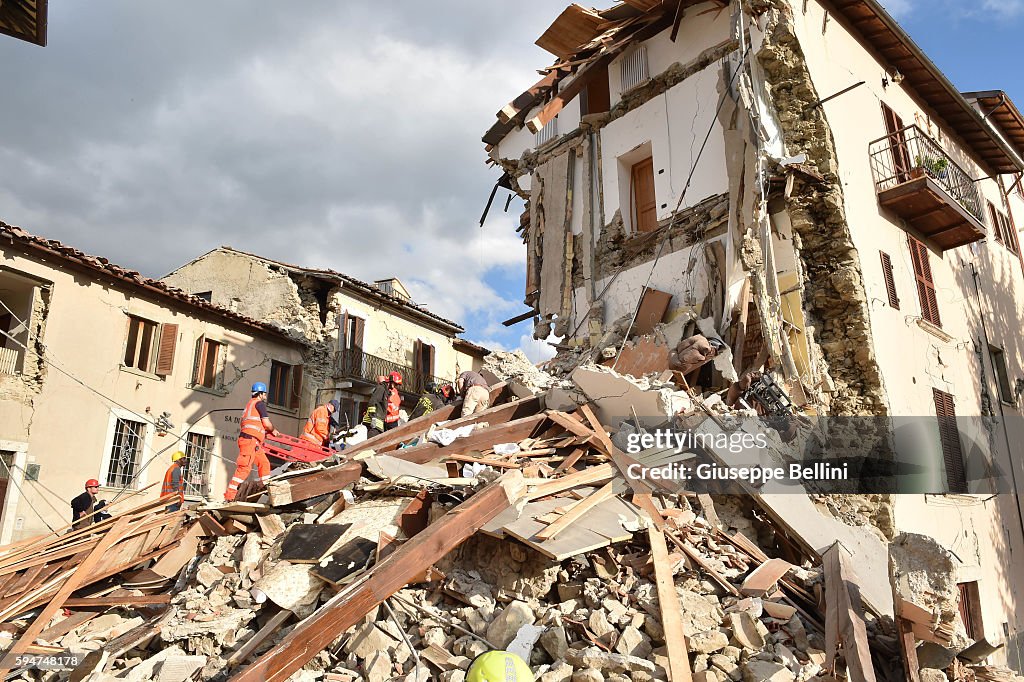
[163,247,487,429]
[0,223,306,542]
[485,0,1024,669]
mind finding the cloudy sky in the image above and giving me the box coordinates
[1,1,1021,362]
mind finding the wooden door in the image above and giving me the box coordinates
[631,158,657,233]
[882,103,912,184]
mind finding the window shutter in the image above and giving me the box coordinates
[340,311,349,350]
[879,251,900,309]
[909,236,940,327]
[989,203,1004,244]
[192,335,206,386]
[413,339,422,375]
[289,364,303,411]
[154,324,178,376]
[353,317,365,351]
[932,388,967,493]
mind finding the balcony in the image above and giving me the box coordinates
[334,348,448,396]
[869,125,985,250]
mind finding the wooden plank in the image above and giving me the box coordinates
[267,461,363,506]
[822,543,877,682]
[554,446,587,473]
[535,482,615,540]
[234,472,526,682]
[896,596,936,626]
[741,558,794,597]
[256,514,287,540]
[649,526,693,682]
[895,616,921,682]
[61,595,171,608]
[36,611,97,644]
[527,463,614,500]
[391,413,548,466]
[444,455,521,469]
[527,52,616,133]
[577,404,613,456]
[227,608,293,668]
[198,513,228,537]
[150,521,204,579]
[0,515,132,674]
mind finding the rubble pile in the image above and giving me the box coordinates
[0,366,1012,682]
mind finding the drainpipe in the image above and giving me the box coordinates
[969,262,1024,549]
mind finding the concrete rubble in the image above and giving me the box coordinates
[0,357,1011,682]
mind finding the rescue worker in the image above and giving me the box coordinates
[384,371,403,431]
[466,650,534,682]
[162,451,189,512]
[409,381,448,421]
[669,334,726,375]
[225,382,281,502]
[455,370,490,417]
[71,479,106,530]
[364,372,403,437]
[301,399,339,447]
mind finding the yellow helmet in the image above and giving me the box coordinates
[171,451,186,462]
[466,651,533,682]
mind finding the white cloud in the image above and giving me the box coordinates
[518,334,557,365]
[982,0,1023,15]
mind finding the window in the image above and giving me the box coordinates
[620,45,650,92]
[987,201,1022,255]
[192,336,225,389]
[341,314,364,351]
[933,389,967,493]
[990,346,1015,404]
[958,582,984,641]
[413,340,435,393]
[193,291,213,302]
[184,432,213,498]
[123,316,177,375]
[268,360,303,409]
[535,115,558,147]
[105,418,146,489]
[880,251,900,309]
[631,157,657,233]
[580,64,610,116]
[908,236,940,327]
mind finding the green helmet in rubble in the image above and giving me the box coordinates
[466,651,534,682]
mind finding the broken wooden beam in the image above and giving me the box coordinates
[267,461,363,506]
[649,526,693,682]
[391,413,548,465]
[534,482,614,540]
[234,472,526,682]
[61,595,171,608]
[823,543,877,682]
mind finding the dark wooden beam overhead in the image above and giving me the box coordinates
[0,0,47,46]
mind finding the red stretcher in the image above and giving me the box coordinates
[262,433,335,465]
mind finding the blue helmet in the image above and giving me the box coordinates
[251,382,268,394]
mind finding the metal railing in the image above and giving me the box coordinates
[334,348,448,395]
[868,125,983,222]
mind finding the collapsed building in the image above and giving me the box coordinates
[0,361,1019,682]
[482,0,1024,672]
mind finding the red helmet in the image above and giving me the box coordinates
[388,371,403,385]
[85,479,100,488]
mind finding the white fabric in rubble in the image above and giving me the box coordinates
[493,443,520,455]
[426,423,478,446]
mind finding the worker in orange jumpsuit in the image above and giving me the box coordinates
[363,372,403,438]
[162,451,189,512]
[301,399,339,447]
[225,382,281,501]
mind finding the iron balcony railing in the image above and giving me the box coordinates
[868,124,983,222]
[334,348,449,395]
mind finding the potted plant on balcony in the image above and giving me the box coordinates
[913,154,948,180]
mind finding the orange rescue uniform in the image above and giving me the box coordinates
[301,404,332,445]
[225,397,272,501]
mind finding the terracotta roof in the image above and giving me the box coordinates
[0,222,303,344]
[453,338,491,357]
[216,247,465,334]
[486,0,1024,174]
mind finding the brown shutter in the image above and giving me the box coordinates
[340,311,349,350]
[413,339,423,375]
[880,252,900,309]
[989,202,1004,244]
[631,158,657,233]
[933,388,967,493]
[192,335,207,386]
[353,317,365,351]
[426,344,435,377]
[909,236,940,327]
[154,324,178,376]
[289,364,303,410]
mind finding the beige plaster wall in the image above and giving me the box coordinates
[0,249,303,543]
